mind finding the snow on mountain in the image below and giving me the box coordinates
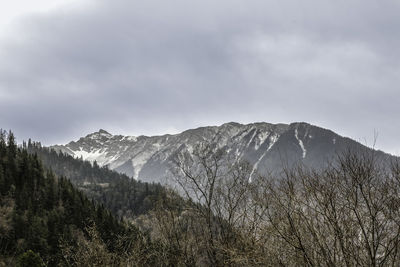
[294,127,307,158]
[51,122,392,183]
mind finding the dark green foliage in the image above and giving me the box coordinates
[0,130,140,265]
[17,250,45,267]
[27,142,165,219]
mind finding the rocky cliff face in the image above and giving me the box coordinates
[51,122,391,183]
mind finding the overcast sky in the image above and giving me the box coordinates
[0,0,399,155]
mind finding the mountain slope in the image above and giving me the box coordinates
[52,122,393,183]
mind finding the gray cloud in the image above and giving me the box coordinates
[0,0,399,155]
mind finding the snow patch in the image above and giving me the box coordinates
[89,131,112,140]
[255,131,270,150]
[186,144,194,154]
[267,134,279,151]
[295,128,307,158]
[72,148,117,167]
[153,142,161,149]
[100,132,112,138]
[124,136,137,142]
[130,148,159,179]
[249,134,279,181]
[245,128,257,149]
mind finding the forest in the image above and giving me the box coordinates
[2,130,400,266]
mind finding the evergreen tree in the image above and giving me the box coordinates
[17,250,45,267]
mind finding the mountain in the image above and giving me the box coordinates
[52,122,393,183]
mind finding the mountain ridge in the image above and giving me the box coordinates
[51,121,394,183]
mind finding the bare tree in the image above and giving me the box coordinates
[153,141,400,267]
[167,142,270,266]
[261,150,400,266]
[170,142,227,265]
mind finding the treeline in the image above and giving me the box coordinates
[26,141,165,219]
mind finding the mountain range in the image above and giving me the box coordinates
[52,122,393,183]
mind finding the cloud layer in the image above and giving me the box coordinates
[0,0,399,154]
